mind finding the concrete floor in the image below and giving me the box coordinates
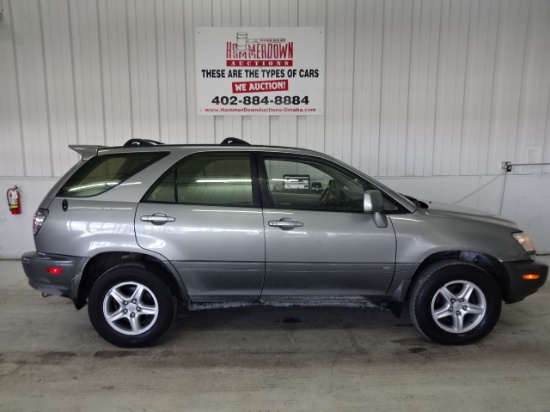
[1,259,549,412]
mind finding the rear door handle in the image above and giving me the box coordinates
[140,213,176,225]
[268,218,304,230]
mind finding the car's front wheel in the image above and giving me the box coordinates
[409,260,502,345]
[88,264,177,347]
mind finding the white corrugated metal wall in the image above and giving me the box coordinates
[1,0,550,256]
[2,0,549,177]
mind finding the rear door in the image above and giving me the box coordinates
[135,152,265,303]
[259,154,397,301]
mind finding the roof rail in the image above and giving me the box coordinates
[220,137,251,146]
[123,139,164,147]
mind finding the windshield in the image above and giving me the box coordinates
[328,157,418,212]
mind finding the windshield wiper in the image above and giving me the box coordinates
[401,194,429,209]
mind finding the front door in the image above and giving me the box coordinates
[260,155,396,301]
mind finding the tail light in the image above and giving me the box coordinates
[33,208,49,235]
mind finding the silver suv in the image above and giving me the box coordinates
[22,138,548,347]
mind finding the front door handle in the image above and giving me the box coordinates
[140,213,176,225]
[268,217,304,231]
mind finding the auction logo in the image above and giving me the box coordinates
[226,32,294,67]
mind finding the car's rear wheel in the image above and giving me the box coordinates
[88,264,177,347]
[409,260,502,345]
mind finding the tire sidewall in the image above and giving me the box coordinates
[412,262,502,345]
[88,265,175,347]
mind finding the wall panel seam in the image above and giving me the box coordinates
[67,0,80,147]
[155,0,162,141]
[37,0,53,176]
[125,0,134,139]
[9,0,27,176]
[96,0,107,146]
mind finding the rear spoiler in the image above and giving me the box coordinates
[69,145,105,160]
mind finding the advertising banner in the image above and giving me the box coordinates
[195,27,325,116]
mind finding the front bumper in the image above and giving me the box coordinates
[502,259,548,303]
[21,252,88,302]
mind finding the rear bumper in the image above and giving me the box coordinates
[21,252,87,302]
[502,259,548,303]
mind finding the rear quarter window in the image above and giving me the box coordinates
[58,152,167,197]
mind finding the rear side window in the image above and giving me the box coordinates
[58,152,167,197]
[145,153,254,206]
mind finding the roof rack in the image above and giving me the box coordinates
[220,137,251,146]
[123,139,164,147]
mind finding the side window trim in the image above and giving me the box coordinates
[254,151,273,209]
[250,152,263,209]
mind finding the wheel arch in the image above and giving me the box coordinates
[75,252,189,310]
[385,250,511,317]
[407,251,510,302]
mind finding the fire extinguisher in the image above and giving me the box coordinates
[7,185,21,215]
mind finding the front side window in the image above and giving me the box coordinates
[146,153,254,206]
[58,152,167,197]
[264,157,370,212]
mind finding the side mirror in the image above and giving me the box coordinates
[364,190,388,228]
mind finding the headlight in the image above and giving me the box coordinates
[513,232,536,257]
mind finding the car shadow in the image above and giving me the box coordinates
[172,305,412,332]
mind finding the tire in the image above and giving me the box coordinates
[88,263,177,347]
[409,260,502,345]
